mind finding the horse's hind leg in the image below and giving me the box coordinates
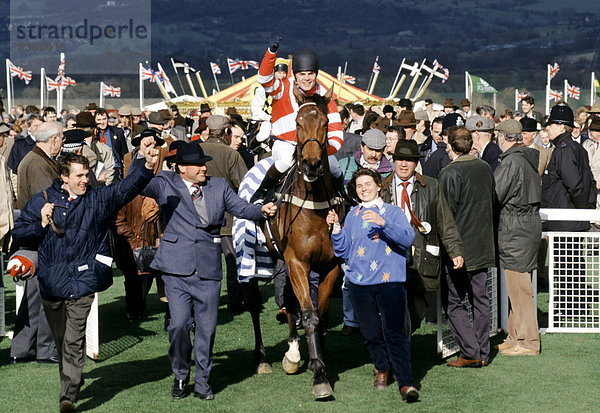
[244,279,272,374]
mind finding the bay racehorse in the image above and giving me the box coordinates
[261,85,344,399]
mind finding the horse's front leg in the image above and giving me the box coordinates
[287,257,332,399]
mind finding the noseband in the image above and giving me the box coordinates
[296,102,327,168]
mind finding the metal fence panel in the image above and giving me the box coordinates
[437,268,499,359]
[547,232,600,333]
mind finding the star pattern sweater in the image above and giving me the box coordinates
[331,201,414,285]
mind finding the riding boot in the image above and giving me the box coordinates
[333,175,356,206]
[250,164,284,203]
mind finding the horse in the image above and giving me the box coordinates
[257,85,343,399]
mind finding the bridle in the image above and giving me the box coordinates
[295,102,327,172]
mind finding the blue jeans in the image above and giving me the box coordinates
[348,281,413,387]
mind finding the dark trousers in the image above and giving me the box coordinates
[11,277,57,360]
[223,236,243,311]
[273,259,286,309]
[348,281,413,387]
[42,294,94,403]
[444,268,490,362]
[162,274,220,395]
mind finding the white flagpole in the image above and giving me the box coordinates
[592,72,596,106]
[545,65,551,116]
[388,59,404,99]
[40,68,45,108]
[211,66,220,92]
[564,79,568,104]
[58,52,65,114]
[6,59,12,112]
[170,58,186,95]
[195,72,209,99]
[465,71,470,100]
[227,59,235,85]
[413,62,438,100]
[184,65,197,98]
[514,89,518,111]
[404,59,425,99]
[493,93,497,110]
[99,82,104,108]
[139,63,144,110]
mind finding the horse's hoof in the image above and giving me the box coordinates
[282,355,300,374]
[312,382,333,399]
[257,362,273,374]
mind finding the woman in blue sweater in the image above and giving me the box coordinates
[327,168,418,403]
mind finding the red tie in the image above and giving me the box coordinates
[400,181,425,232]
[99,130,108,144]
[191,184,202,201]
[400,182,411,212]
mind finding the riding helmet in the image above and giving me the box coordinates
[292,50,319,73]
[274,63,289,73]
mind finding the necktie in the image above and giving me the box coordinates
[400,182,411,212]
[399,181,426,233]
[191,183,202,201]
[99,129,108,144]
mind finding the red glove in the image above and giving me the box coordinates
[7,256,35,281]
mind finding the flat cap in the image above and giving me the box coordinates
[361,128,386,150]
[206,115,230,130]
[465,115,494,132]
[496,119,522,135]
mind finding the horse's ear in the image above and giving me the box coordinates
[323,85,334,101]
[293,85,305,105]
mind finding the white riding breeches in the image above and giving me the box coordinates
[272,139,341,178]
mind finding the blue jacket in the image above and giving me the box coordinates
[142,172,264,280]
[12,163,155,301]
[331,200,414,285]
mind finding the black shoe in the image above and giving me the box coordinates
[10,357,35,364]
[194,392,214,400]
[37,356,60,364]
[171,379,188,399]
[341,324,359,336]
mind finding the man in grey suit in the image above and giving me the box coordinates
[142,141,276,401]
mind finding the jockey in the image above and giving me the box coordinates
[250,37,344,202]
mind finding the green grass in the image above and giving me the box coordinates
[1,272,599,413]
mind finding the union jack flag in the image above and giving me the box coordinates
[337,72,356,84]
[566,82,581,100]
[45,76,60,91]
[7,60,32,84]
[140,66,155,82]
[343,74,356,84]
[549,89,563,102]
[157,64,176,94]
[210,62,221,75]
[227,58,259,73]
[61,76,77,88]
[548,62,560,80]
[517,89,530,100]
[372,56,380,74]
[57,54,65,81]
[431,61,449,83]
[102,83,121,97]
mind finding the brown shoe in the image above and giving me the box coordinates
[501,345,539,356]
[494,341,515,351]
[446,357,482,368]
[59,400,76,413]
[373,371,389,390]
[400,385,419,403]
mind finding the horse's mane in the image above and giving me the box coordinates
[299,94,329,114]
